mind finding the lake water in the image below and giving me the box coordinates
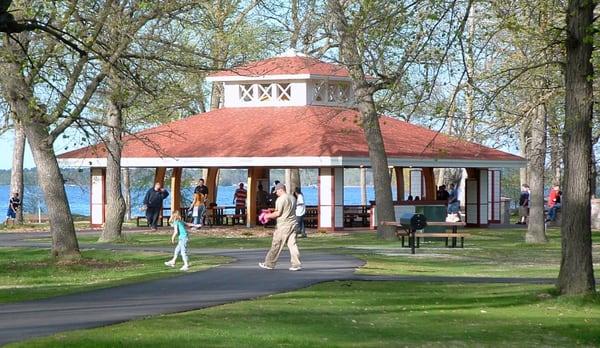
[0,184,393,217]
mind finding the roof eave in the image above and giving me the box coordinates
[58,156,527,169]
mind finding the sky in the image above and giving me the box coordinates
[0,131,73,170]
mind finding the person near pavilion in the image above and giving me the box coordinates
[269,180,281,207]
[546,184,562,223]
[293,187,307,238]
[436,185,449,201]
[447,183,460,216]
[256,184,269,210]
[189,178,208,228]
[517,184,530,225]
[259,183,302,271]
[233,182,247,217]
[5,192,20,225]
[143,182,169,231]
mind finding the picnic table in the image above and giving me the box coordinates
[206,206,245,226]
[381,220,469,254]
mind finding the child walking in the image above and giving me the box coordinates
[165,211,195,271]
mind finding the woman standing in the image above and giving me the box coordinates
[294,187,307,238]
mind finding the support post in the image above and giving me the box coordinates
[360,166,367,206]
[154,167,167,224]
[206,168,219,205]
[154,167,166,186]
[90,167,106,227]
[422,168,436,200]
[170,168,182,217]
[464,168,489,226]
[394,167,405,201]
[318,167,344,230]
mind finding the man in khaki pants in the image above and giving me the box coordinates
[259,183,302,271]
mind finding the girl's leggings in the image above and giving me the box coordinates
[173,237,188,264]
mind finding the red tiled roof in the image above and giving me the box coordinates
[208,56,350,78]
[59,106,523,163]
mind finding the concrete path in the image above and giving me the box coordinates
[0,231,558,345]
[0,232,364,345]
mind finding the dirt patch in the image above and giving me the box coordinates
[54,259,137,269]
[4,259,138,270]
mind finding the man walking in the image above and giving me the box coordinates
[143,182,169,231]
[259,183,302,271]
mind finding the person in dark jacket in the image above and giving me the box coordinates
[517,184,530,225]
[143,182,169,230]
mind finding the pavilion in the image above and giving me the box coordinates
[58,50,525,230]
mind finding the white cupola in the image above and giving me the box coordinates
[206,50,355,108]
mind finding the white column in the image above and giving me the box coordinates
[334,167,344,229]
[360,167,367,206]
[488,169,501,223]
[465,178,478,225]
[90,167,106,227]
[409,168,423,198]
[479,169,489,225]
[465,169,490,226]
[318,167,345,230]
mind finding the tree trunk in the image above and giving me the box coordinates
[99,89,126,242]
[123,168,132,221]
[557,0,596,295]
[10,120,25,223]
[1,41,79,258]
[330,0,396,239]
[25,123,80,258]
[519,119,531,186]
[548,111,562,185]
[359,95,396,239]
[285,168,301,193]
[525,103,548,243]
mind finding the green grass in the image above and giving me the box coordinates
[0,247,231,303]
[46,227,599,279]
[64,230,392,249]
[11,281,600,347]
[355,227,584,278]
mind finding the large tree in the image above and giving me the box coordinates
[557,0,596,295]
[328,0,471,239]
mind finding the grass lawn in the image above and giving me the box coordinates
[57,227,600,279]
[10,281,600,348]
[355,227,589,278]
[0,247,231,303]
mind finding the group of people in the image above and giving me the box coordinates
[436,183,460,218]
[517,183,562,225]
[164,182,303,272]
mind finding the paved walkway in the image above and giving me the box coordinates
[0,231,555,345]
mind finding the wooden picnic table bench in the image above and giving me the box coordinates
[382,221,469,253]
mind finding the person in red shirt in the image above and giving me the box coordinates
[548,184,560,208]
[546,184,561,222]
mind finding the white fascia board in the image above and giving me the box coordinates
[58,158,108,168]
[206,74,353,82]
[59,156,344,168]
[58,156,526,169]
[340,157,527,168]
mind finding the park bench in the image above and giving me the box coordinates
[343,205,370,227]
[382,220,469,253]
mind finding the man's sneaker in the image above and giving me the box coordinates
[180,265,189,271]
[164,261,175,267]
[289,266,302,271]
[259,262,274,270]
